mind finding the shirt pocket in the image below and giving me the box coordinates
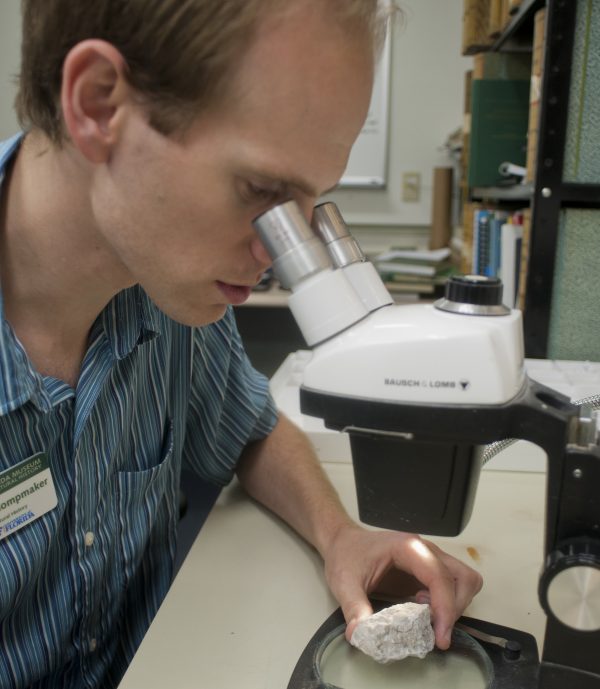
[116,418,179,585]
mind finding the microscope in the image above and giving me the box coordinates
[253,200,600,689]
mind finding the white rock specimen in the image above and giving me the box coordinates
[350,602,435,663]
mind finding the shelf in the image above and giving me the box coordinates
[492,0,546,52]
[471,183,534,202]
[556,183,600,209]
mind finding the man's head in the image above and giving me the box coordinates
[16,0,390,144]
[13,1,395,327]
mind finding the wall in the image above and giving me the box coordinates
[0,1,21,139]
[327,0,471,239]
[0,1,470,250]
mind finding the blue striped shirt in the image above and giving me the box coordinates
[0,134,278,688]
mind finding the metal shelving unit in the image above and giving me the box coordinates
[470,0,600,358]
[471,182,534,202]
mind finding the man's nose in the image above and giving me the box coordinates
[249,234,273,269]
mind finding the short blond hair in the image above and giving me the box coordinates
[16,0,398,143]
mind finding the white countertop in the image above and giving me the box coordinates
[119,462,547,688]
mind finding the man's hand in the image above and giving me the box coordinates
[237,415,482,650]
[322,523,483,649]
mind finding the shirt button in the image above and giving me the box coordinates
[89,638,97,652]
[84,532,95,547]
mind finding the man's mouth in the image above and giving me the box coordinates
[215,281,253,305]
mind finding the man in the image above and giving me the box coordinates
[0,1,482,686]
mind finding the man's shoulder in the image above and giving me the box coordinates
[0,134,24,172]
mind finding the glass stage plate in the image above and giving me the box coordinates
[287,604,540,689]
[318,627,491,689]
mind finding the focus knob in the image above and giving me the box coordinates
[446,275,503,305]
[435,275,510,316]
[540,539,600,632]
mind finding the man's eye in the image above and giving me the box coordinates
[243,181,285,204]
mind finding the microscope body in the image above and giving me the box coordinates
[300,301,525,405]
[299,301,524,536]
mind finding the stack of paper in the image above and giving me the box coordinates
[374,247,455,295]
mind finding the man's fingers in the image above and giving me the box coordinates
[409,539,483,649]
[423,573,457,649]
[388,537,469,649]
[341,595,373,641]
[323,528,483,650]
[451,561,483,613]
[383,538,450,647]
[344,605,372,641]
[424,540,484,613]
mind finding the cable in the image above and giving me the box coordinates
[482,393,600,465]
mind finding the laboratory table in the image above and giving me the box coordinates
[119,459,546,688]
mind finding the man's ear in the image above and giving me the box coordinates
[61,40,131,163]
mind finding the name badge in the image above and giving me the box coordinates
[0,453,58,541]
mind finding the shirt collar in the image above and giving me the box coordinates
[102,285,161,361]
[0,133,24,185]
[0,133,161,415]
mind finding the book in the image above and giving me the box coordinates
[376,247,451,264]
[376,261,440,278]
[472,52,532,81]
[472,207,526,281]
[375,247,452,278]
[383,265,458,297]
[471,205,529,309]
[499,221,523,308]
[468,78,530,188]
[383,281,435,295]
[525,8,546,183]
[460,202,479,273]
[517,207,532,311]
[430,167,454,250]
[375,246,455,298]
[472,208,491,274]
[487,212,508,277]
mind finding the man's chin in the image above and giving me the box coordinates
[154,298,229,328]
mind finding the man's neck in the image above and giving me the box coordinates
[0,131,132,386]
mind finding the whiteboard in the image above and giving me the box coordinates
[339,29,391,188]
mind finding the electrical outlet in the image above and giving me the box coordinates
[402,172,421,202]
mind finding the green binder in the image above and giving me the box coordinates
[468,79,530,188]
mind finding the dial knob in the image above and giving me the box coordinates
[540,539,600,632]
[435,275,510,316]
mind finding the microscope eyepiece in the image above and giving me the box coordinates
[311,202,365,268]
[253,200,330,290]
[252,200,369,346]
